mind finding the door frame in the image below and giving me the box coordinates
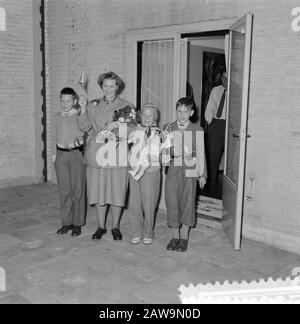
[125,18,237,122]
[124,17,241,219]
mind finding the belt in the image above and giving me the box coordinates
[213,118,226,122]
[57,145,83,152]
[170,152,197,160]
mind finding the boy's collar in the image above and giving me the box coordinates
[141,123,157,128]
[61,108,77,117]
[177,120,190,128]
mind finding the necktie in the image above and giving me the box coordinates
[216,89,226,118]
[145,126,151,138]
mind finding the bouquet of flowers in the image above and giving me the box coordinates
[112,105,137,127]
[108,105,137,142]
[96,105,137,144]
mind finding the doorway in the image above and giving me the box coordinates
[128,14,253,250]
[181,31,229,220]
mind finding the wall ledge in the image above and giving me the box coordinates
[243,223,300,255]
[0,176,43,189]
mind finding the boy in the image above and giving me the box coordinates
[163,97,207,252]
[127,104,161,244]
[52,87,86,236]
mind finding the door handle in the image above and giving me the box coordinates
[231,133,251,138]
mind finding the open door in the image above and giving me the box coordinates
[222,14,253,250]
[179,38,188,98]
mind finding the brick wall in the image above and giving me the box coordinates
[0,0,43,187]
[45,0,300,253]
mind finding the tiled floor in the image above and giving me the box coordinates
[0,184,299,304]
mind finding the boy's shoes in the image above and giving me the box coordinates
[166,238,180,251]
[176,239,188,252]
[92,227,107,240]
[57,225,73,235]
[111,228,122,241]
[142,238,153,245]
[131,237,143,244]
[71,226,82,237]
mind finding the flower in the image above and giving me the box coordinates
[113,105,137,127]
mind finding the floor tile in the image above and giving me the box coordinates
[0,234,22,249]
[0,183,299,304]
[0,293,30,304]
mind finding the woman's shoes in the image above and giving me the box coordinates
[92,227,122,240]
[92,227,107,240]
[166,238,180,251]
[176,239,188,252]
[166,238,188,252]
[111,228,122,240]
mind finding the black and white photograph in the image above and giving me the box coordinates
[0,0,300,306]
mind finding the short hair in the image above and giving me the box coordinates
[97,71,125,95]
[141,103,159,121]
[176,97,195,111]
[60,87,77,99]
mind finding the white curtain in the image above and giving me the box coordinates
[141,40,174,128]
[224,34,229,72]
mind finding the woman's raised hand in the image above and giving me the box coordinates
[78,94,87,114]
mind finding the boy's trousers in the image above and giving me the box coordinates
[128,170,161,239]
[165,166,197,228]
[54,149,86,227]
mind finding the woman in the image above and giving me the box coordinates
[78,71,135,240]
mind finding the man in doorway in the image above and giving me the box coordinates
[205,69,227,187]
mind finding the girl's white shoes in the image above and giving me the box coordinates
[142,238,152,245]
[131,237,152,245]
[131,237,142,244]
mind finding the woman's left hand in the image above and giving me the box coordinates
[101,121,118,135]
